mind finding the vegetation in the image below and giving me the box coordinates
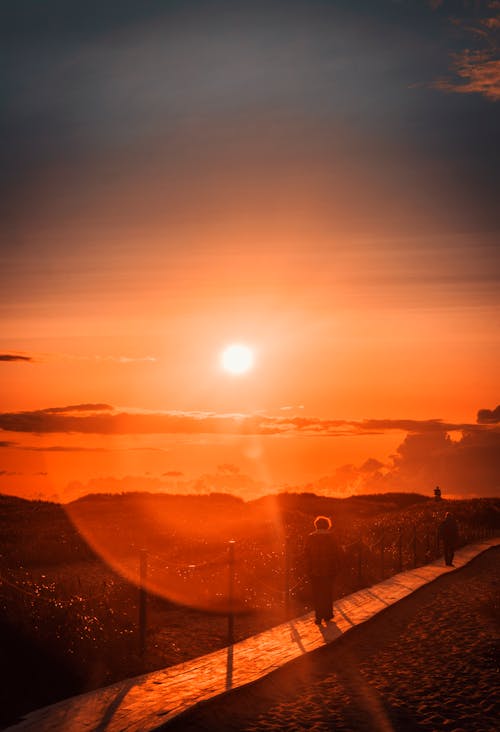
[0,490,498,728]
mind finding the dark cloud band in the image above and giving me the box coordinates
[0,403,491,437]
[0,354,33,362]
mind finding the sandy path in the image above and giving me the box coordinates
[164,547,499,732]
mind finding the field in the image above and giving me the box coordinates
[0,491,498,729]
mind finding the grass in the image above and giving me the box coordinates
[0,490,498,727]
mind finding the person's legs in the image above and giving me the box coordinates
[318,578,333,621]
[444,543,454,565]
[311,576,334,622]
[310,576,322,623]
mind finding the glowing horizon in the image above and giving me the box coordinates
[0,1,499,502]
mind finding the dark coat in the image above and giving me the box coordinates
[439,516,458,545]
[305,530,339,578]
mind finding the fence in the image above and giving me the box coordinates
[134,518,498,653]
[1,514,498,660]
[1,501,497,729]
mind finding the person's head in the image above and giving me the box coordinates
[314,515,331,531]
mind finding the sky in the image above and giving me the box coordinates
[1,0,499,502]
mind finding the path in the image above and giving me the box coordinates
[6,538,499,732]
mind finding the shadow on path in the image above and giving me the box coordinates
[319,620,342,643]
[95,680,136,732]
[365,589,390,606]
[288,621,307,653]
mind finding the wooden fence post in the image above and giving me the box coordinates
[284,539,290,618]
[398,528,402,572]
[358,535,362,586]
[228,541,235,646]
[139,549,147,656]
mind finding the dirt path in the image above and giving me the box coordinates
[164,547,500,732]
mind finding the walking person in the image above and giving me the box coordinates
[438,512,459,566]
[305,515,340,625]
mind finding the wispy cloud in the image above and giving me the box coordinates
[41,404,113,414]
[19,445,111,453]
[432,2,500,100]
[0,353,33,362]
[435,52,500,100]
[59,354,159,364]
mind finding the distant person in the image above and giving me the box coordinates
[438,512,458,566]
[434,486,442,501]
[305,515,340,625]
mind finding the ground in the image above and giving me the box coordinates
[164,547,500,732]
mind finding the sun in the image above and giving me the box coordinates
[221,343,255,374]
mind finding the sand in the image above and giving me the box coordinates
[163,547,499,732]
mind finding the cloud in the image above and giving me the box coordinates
[217,463,240,474]
[477,405,500,423]
[60,354,158,363]
[0,404,485,437]
[359,457,385,473]
[20,445,111,452]
[356,418,475,433]
[41,403,113,414]
[381,428,500,496]
[435,53,500,101]
[432,3,500,101]
[0,353,33,362]
[0,441,16,448]
[307,428,500,498]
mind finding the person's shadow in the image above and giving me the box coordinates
[318,620,342,643]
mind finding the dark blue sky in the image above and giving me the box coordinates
[1,1,498,208]
[1,0,499,308]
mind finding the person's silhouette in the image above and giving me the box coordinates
[305,516,340,625]
[438,512,458,566]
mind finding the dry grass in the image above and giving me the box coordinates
[0,491,498,728]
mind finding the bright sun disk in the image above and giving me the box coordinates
[221,344,254,374]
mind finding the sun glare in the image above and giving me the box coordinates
[221,344,254,374]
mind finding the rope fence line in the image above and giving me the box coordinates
[0,571,88,606]
[136,520,498,652]
[2,520,498,655]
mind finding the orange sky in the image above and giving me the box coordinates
[1,1,499,501]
